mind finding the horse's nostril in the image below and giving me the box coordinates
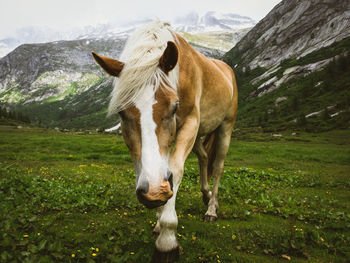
[136,181,149,195]
[136,188,146,195]
[167,171,173,190]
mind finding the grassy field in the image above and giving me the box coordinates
[0,125,349,262]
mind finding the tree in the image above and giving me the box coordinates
[322,107,330,121]
[297,113,307,127]
[263,111,269,123]
[291,96,299,111]
[23,114,30,123]
[2,107,8,118]
[337,54,349,73]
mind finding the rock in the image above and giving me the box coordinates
[275,96,288,106]
[272,134,282,137]
[224,0,350,69]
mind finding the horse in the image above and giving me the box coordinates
[92,21,238,263]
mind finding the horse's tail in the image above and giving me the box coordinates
[203,132,216,178]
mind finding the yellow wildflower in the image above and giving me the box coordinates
[23,234,28,238]
[96,248,99,252]
[92,253,97,256]
[130,252,135,255]
[71,254,75,258]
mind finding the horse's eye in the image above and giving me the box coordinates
[172,101,179,115]
[119,111,125,119]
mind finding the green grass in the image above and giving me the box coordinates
[0,126,349,262]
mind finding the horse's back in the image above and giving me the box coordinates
[195,56,238,136]
[211,58,238,118]
[211,59,235,82]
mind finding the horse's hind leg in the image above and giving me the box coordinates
[193,137,212,205]
[204,121,234,222]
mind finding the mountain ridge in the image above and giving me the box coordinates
[224,0,350,69]
[0,19,232,129]
[0,11,255,58]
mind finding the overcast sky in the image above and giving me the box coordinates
[1,0,282,38]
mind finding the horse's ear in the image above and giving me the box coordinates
[159,41,178,74]
[91,51,124,77]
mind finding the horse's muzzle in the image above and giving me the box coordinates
[136,173,173,209]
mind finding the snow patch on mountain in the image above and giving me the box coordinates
[173,11,255,33]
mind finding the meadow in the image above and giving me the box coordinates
[0,125,349,262]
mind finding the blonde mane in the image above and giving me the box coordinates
[108,21,179,115]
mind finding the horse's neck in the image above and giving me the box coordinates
[175,34,207,95]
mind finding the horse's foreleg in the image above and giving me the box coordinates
[151,185,180,263]
[150,156,187,263]
[151,113,199,262]
[153,206,163,237]
[204,122,233,222]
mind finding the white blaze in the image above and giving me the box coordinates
[135,86,167,186]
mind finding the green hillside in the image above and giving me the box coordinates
[223,37,350,132]
[14,77,119,130]
[1,126,349,262]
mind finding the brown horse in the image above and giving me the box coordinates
[92,21,238,262]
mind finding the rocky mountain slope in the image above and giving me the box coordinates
[0,38,125,103]
[173,11,255,32]
[224,0,350,131]
[225,0,350,69]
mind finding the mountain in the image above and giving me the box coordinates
[0,22,142,58]
[224,0,350,131]
[224,0,350,69]
[178,29,251,52]
[173,11,254,52]
[0,12,255,58]
[0,26,86,58]
[0,23,227,129]
[0,37,126,129]
[0,11,254,129]
[173,11,255,32]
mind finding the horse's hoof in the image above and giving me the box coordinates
[151,246,179,263]
[204,215,217,222]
